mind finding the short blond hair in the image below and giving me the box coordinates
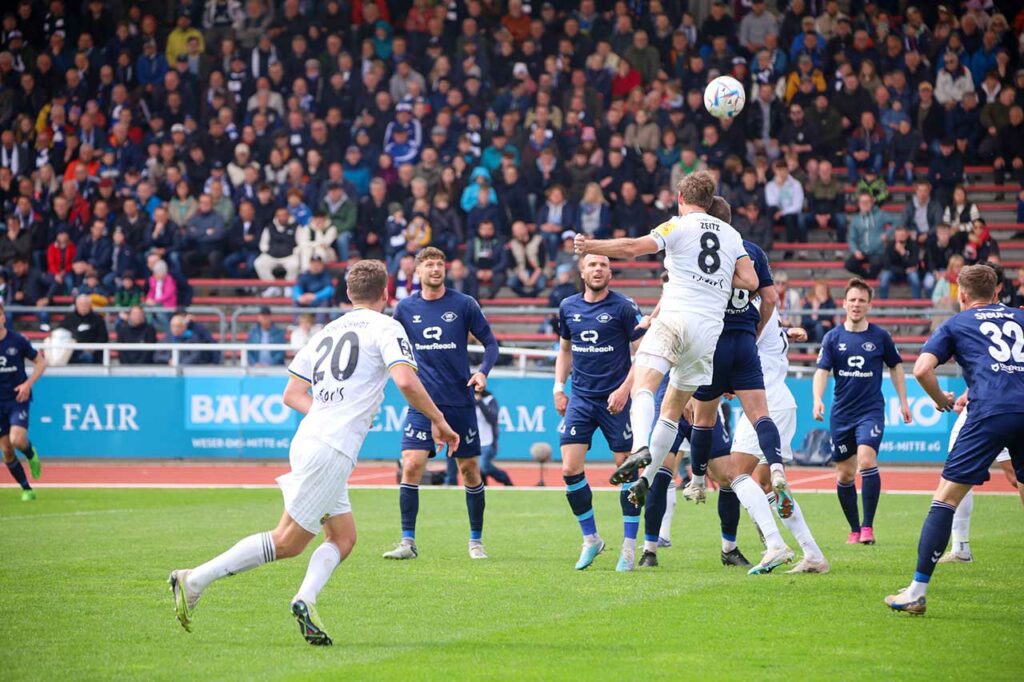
[345,260,388,303]
[677,171,716,210]
[958,264,997,303]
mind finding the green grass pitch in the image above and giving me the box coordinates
[1,487,1020,681]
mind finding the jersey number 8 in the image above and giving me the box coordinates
[698,232,721,275]
[980,320,1024,363]
[313,331,361,383]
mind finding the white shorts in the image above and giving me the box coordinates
[950,409,1010,462]
[277,435,356,534]
[637,312,721,390]
[732,407,797,465]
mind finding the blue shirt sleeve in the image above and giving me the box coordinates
[921,319,956,365]
[18,334,38,361]
[558,302,571,341]
[624,297,645,342]
[882,329,903,368]
[816,331,834,371]
[467,297,499,375]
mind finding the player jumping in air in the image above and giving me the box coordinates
[887,265,1024,615]
[574,173,791,571]
[384,248,500,560]
[813,278,911,546]
[169,260,460,644]
[0,301,46,501]
[554,254,646,571]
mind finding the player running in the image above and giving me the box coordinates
[383,247,500,561]
[0,302,46,501]
[813,278,911,545]
[732,309,829,573]
[575,173,790,572]
[554,254,646,571]
[169,260,459,645]
[887,265,1024,615]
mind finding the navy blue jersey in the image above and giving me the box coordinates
[816,323,902,427]
[0,330,37,402]
[394,289,498,407]
[559,291,644,398]
[921,304,1024,419]
[721,241,774,335]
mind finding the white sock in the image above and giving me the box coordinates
[659,480,677,540]
[779,500,824,561]
[722,538,737,552]
[584,532,600,546]
[642,419,677,486]
[691,474,705,486]
[187,531,276,593]
[622,537,636,552]
[906,580,928,600]
[951,489,973,555]
[732,475,784,551]
[643,540,658,552]
[294,542,342,605]
[629,389,655,453]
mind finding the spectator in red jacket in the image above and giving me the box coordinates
[46,230,75,293]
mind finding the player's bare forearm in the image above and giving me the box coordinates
[25,351,47,387]
[756,285,778,337]
[554,339,572,386]
[732,257,759,291]
[912,353,952,409]
[812,368,828,402]
[890,364,910,404]
[391,364,445,424]
[576,235,658,259]
[283,376,313,415]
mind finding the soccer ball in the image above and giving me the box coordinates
[704,76,746,119]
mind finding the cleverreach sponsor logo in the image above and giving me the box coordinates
[414,342,458,350]
[571,344,616,353]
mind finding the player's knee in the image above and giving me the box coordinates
[327,534,356,558]
[561,462,584,477]
[9,434,27,452]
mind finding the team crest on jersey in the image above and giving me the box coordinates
[597,313,612,323]
[6,347,16,356]
[442,311,458,323]
[861,342,876,352]
[412,315,421,323]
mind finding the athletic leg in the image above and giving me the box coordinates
[858,445,881,543]
[294,512,357,606]
[384,449,428,558]
[459,456,486,556]
[562,443,604,569]
[2,437,31,494]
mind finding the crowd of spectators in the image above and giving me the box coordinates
[1,0,1024,364]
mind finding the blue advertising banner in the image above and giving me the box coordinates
[31,373,964,462]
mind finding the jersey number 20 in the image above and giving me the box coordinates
[980,320,1024,363]
[313,331,360,383]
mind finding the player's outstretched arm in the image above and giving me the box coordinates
[390,363,460,454]
[732,256,759,292]
[811,368,829,421]
[15,350,47,403]
[283,375,313,415]
[786,327,808,343]
[553,338,572,416]
[912,353,955,411]
[889,363,913,423]
[574,234,660,259]
[755,281,779,338]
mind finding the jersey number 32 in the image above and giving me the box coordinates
[980,320,1024,363]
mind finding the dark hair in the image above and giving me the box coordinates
[707,195,732,224]
[345,259,389,303]
[845,277,874,301]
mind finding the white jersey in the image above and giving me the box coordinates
[756,309,797,411]
[287,307,417,457]
[651,212,748,320]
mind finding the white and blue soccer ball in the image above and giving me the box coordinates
[704,76,746,119]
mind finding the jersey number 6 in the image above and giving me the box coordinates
[313,331,361,383]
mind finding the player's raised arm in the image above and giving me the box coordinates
[389,363,460,455]
[912,352,955,412]
[574,233,660,259]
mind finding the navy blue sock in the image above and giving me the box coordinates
[754,417,783,466]
[859,467,881,528]
[399,483,419,540]
[718,486,740,542]
[465,483,485,541]
[837,481,860,532]
[913,501,957,584]
[644,467,673,542]
[619,469,640,541]
[18,440,34,459]
[5,459,30,490]
[564,473,597,537]
[690,426,713,477]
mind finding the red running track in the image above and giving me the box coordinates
[5,462,1018,493]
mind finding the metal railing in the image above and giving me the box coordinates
[8,305,229,339]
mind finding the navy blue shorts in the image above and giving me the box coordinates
[830,417,884,462]
[560,393,632,453]
[401,404,481,459]
[944,412,1024,486]
[0,401,29,436]
[674,416,732,459]
[693,332,765,401]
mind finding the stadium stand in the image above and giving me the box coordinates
[1,0,1022,367]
